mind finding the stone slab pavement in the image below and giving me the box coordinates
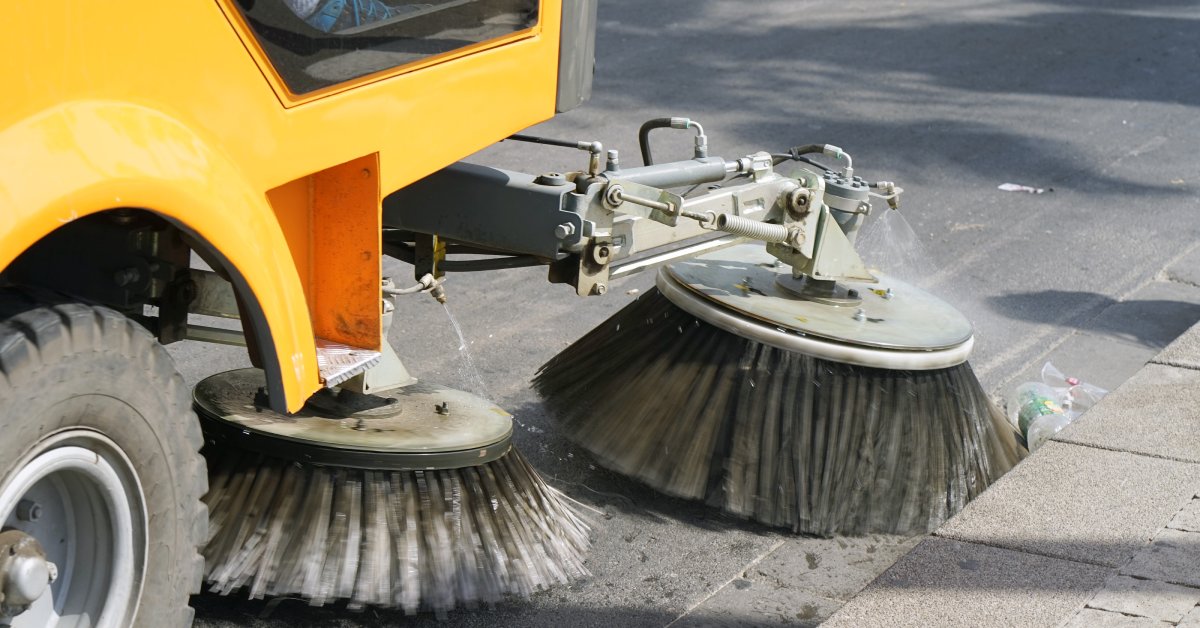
[825,321,1200,627]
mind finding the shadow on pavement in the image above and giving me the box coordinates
[599,0,1200,108]
[987,290,1200,348]
[192,593,677,628]
[576,0,1197,196]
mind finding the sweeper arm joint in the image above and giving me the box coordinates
[382,125,890,296]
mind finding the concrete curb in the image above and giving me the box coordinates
[825,322,1200,627]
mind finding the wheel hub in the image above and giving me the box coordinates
[0,431,146,628]
[195,369,514,470]
[0,530,58,618]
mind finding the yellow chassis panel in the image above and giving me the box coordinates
[0,1,564,411]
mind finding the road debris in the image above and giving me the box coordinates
[998,183,1049,194]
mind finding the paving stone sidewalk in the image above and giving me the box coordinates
[825,322,1200,627]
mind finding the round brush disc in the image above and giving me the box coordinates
[658,243,974,370]
[195,368,512,470]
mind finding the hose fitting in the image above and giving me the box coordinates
[382,274,446,303]
[430,283,448,304]
[638,116,709,165]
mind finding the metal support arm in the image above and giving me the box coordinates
[381,147,875,296]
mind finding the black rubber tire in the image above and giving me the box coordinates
[0,290,207,627]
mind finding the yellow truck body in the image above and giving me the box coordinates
[0,0,574,411]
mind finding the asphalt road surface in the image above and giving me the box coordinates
[185,0,1200,625]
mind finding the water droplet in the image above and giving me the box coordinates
[856,208,935,287]
[441,303,490,398]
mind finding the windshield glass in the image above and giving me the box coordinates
[233,0,539,95]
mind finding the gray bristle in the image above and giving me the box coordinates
[533,287,1024,537]
[201,448,590,617]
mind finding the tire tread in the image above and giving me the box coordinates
[0,288,207,628]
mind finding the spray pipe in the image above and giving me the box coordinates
[384,274,447,303]
[772,144,852,178]
[508,134,604,176]
[818,144,852,179]
[776,144,900,208]
[637,117,709,165]
[868,181,903,209]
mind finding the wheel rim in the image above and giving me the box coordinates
[0,430,147,628]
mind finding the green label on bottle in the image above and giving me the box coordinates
[1018,395,1063,436]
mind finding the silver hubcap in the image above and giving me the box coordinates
[0,529,59,615]
[0,430,147,628]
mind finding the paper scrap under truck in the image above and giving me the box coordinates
[0,1,1018,625]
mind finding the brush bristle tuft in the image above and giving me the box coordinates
[533,288,1024,536]
[201,448,590,616]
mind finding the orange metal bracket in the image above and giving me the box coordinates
[267,154,382,351]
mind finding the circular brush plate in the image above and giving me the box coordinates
[195,368,512,470]
[659,243,974,370]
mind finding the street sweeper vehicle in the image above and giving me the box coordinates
[0,1,1022,625]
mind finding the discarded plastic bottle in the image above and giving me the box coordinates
[1012,382,1070,452]
[1026,411,1072,452]
[1008,363,1109,453]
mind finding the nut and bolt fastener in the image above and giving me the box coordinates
[434,402,450,415]
[604,184,624,207]
[554,222,575,239]
[15,500,40,522]
[884,288,894,299]
[853,309,866,321]
[787,188,812,217]
[593,283,608,295]
[535,172,568,186]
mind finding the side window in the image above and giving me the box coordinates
[232,0,539,95]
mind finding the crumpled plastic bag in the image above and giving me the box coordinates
[1008,362,1108,451]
